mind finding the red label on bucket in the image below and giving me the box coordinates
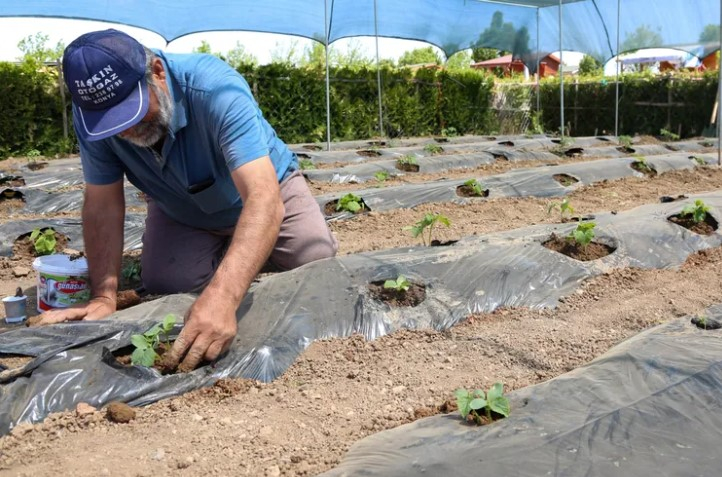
[56,279,87,293]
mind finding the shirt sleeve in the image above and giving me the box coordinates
[207,76,270,172]
[74,110,125,185]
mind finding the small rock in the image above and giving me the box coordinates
[105,402,136,423]
[267,465,281,477]
[12,267,30,277]
[392,385,406,395]
[191,414,204,422]
[152,448,165,461]
[75,402,97,417]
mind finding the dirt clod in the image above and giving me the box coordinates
[105,402,136,423]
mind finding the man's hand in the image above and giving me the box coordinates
[29,297,116,326]
[162,291,237,373]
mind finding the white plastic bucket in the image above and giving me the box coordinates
[32,255,90,313]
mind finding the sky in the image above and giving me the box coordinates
[0,17,436,64]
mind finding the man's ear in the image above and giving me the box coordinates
[151,58,166,81]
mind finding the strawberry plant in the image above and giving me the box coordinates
[463,179,487,197]
[633,155,652,173]
[131,314,177,367]
[659,128,680,141]
[568,221,596,249]
[681,199,710,223]
[423,144,443,155]
[405,213,451,246]
[299,158,315,170]
[618,135,633,149]
[374,171,390,182]
[547,198,575,221]
[383,274,410,292]
[30,228,56,256]
[455,382,510,424]
[336,193,365,213]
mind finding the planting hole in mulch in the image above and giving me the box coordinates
[660,194,688,203]
[542,233,616,261]
[430,239,459,246]
[368,280,426,307]
[357,149,382,158]
[26,162,48,171]
[13,230,70,260]
[396,162,420,172]
[667,213,718,235]
[552,174,579,187]
[0,176,25,187]
[485,136,497,141]
[617,146,635,154]
[691,315,722,330]
[113,341,200,374]
[433,137,449,143]
[699,141,715,147]
[302,144,322,151]
[0,354,33,371]
[631,160,657,177]
[564,147,584,157]
[456,184,489,198]
[491,152,508,161]
[498,141,514,147]
[323,199,370,217]
[1,189,24,201]
[367,140,387,148]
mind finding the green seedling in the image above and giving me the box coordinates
[681,199,710,223]
[568,221,596,249]
[397,155,418,167]
[130,314,177,367]
[618,135,633,149]
[26,149,41,158]
[122,260,142,284]
[463,179,487,197]
[441,126,458,137]
[424,144,443,155]
[30,228,56,256]
[374,171,390,182]
[659,128,680,142]
[455,382,511,424]
[691,156,706,166]
[557,136,574,148]
[405,213,451,246]
[547,198,575,221]
[299,158,315,170]
[383,274,411,293]
[336,193,365,214]
[633,155,652,173]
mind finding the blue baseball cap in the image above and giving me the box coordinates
[63,29,150,141]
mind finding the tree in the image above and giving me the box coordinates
[446,50,472,71]
[225,41,258,69]
[699,24,720,43]
[620,25,664,53]
[17,33,64,66]
[472,47,502,63]
[192,40,213,55]
[398,46,441,67]
[270,40,302,65]
[578,55,602,76]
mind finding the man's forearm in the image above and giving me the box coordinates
[82,192,125,304]
[204,195,283,309]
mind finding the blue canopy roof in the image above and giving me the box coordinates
[0,1,719,66]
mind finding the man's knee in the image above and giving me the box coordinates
[274,232,338,271]
[140,256,214,294]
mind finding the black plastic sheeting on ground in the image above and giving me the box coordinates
[1,192,722,433]
[3,158,86,190]
[288,134,523,152]
[318,152,714,219]
[0,214,146,257]
[0,187,146,215]
[321,312,722,477]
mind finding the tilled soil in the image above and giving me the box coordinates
[1,147,722,476]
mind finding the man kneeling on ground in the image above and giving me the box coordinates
[36,29,337,371]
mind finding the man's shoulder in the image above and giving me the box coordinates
[160,52,244,90]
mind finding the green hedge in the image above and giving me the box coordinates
[539,72,719,137]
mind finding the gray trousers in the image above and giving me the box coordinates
[140,171,337,294]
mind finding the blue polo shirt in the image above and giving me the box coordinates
[75,51,297,230]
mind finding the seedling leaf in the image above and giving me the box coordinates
[681,199,710,223]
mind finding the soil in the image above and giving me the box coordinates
[542,233,616,261]
[0,354,33,370]
[356,150,382,158]
[3,142,722,476]
[456,184,489,197]
[13,232,70,260]
[667,213,719,235]
[368,281,426,307]
[114,341,175,372]
[552,173,579,187]
[396,162,419,172]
